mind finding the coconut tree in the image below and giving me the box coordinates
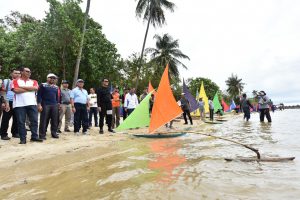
[73,0,91,88]
[135,0,175,89]
[146,33,189,80]
[225,74,245,99]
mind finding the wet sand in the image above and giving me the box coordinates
[0,113,241,199]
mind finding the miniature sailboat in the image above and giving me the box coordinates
[192,81,209,116]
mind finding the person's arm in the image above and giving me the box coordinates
[70,90,76,113]
[96,89,101,112]
[86,91,90,110]
[37,84,43,112]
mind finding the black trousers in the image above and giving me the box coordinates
[89,107,98,126]
[183,110,193,124]
[39,104,59,138]
[74,103,89,132]
[99,103,112,130]
[209,109,214,121]
[122,106,127,120]
[0,101,18,137]
[243,107,251,121]
[260,108,272,122]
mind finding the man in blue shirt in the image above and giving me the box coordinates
[70,79,90,135]
[0,69,21,140]
[37,73,60,139]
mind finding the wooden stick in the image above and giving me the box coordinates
[187,131,261,159]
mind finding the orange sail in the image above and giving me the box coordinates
[148,81,157,96]
[149,65,183,133]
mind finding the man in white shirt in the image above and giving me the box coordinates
[11,67,43,144]
[88,88,98,127]
[124,88,139,116]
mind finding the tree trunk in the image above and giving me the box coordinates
[72,0,91,88]
[135,13,151,91]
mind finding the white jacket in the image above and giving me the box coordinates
[124,93,139,109]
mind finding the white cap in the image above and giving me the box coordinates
[47,73,57,78]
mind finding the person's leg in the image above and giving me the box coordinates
[116,107,120,127]
[265,108,272,122]
[38,105,48,138]
[50,105,59,137]
[187,111,193,125]
[82,105,89,132]
[58,104,66,131]
[260,109,265,122]
[73,104,81,132]
[26,105,39,140]
[88,108,93,126]
[123,107,127,120]
[11,106,19,137]
[111,107,116,129]
[106,104,113,131]
[14,107,27,143]
[0,101,13,138]
[99,105,106,131]
[64,106,71,131]
[183,111,188,124]
[93,108,98,126]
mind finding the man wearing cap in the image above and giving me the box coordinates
[37,73,60,139]
[11,67,43,144]
[58,80,72,133]
[258,91,272,122]
[96,78,114,134]
[70,79,90,135]
[180,93,193,125]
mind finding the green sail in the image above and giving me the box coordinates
[213,91,223,113]
[116,92,152,130]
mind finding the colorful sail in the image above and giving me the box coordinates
[116,92,152,130]
[148,81,157,96]
[149,65,182,133]
[221,99,230,112]
[229,99,236,111]
[199,81,209,113]
[182,79,198,112]
[212,91,222,113]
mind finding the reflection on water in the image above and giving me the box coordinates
[1,110,300,199]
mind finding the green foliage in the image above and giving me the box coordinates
[186,77,220,100]
[225,73,245,103]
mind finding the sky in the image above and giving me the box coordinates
[1,0,300,105]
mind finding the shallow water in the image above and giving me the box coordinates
[1,110,300,200]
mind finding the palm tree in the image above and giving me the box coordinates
[146,33,189,79]
[73,0,91,88]
[225,74,245,99]
[135,0,175,89]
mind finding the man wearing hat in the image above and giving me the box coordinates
[70,79,90,135]
[258,91,272,122]
[58,80,72,133]
[37,73,60,139]
[180,93,193,125]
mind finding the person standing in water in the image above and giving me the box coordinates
[198,97,205,120]
[208,98,214,121]
[240,93,253,121]
[258,91,272,122]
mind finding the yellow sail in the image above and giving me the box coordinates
[199,81,209,113]
[191,81,209,116]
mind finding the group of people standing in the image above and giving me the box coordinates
[0,66,141,144]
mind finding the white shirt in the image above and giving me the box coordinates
[88,93,97,107]
[124,93,139,109]
[11,78,38,108]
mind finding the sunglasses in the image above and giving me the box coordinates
[49,77,57,79]
[24,70,31,73]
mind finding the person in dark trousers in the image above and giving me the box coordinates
[88,88,98,127]
[121,89,129,120]
[58,80,72,133]
[97,78,114,134]
[180,93,193,125]
[208,98,214,121]
[37,73,60,139]
[11,67,43,144]
[70,79,90,135]
[258,91,272,122]
[240,93,254,121]
[0,68,21,140]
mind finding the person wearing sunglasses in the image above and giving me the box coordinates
[37,73,60,139]
[11,67,43,144]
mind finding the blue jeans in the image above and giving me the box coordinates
[14,105,39,142]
